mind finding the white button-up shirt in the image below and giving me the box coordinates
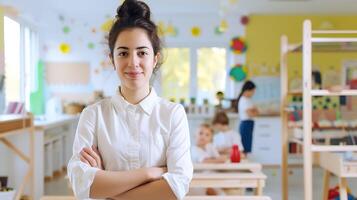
[67,89,193,200]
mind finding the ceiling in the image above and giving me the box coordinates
[2,0,357,27]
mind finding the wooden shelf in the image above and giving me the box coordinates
[311,89,357,96]
[290,42,357,53]
[311,145,357,152]
[312,37,357,43]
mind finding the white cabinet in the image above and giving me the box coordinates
[250,117,281,165]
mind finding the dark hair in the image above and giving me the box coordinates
[212,111,229,125]
[236,80,256,110]
[108,0,163,72]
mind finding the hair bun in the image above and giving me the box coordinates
[116,0,151,20]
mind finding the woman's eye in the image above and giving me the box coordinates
[118,52,128,57]
[138,51,148,56]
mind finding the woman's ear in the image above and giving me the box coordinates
[109,54,116,70]
[153,52,160,71]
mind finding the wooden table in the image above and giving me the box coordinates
[320,152,357,200]
[0,114,34,200]
[191,161,267,196]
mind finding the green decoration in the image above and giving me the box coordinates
[63,26,70,34]
[214,26,224,35]
[229,64,246,82]
[88,42,95,49]
[30,60,45,115]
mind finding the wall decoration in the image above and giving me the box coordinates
[229,0,239,4]
[46,62,90,84]
[229,64,246,82]
[241,16,249,26]
[319,21,334,30]
[230,36,247,54]
[157,21,178,37]
[42,45,49,53]
[63,26,70,34]
[30,60,45,115]
[191,26,201,37]
[219,19,228,32]
[88,42,95,49]
[58,15,65,22]
[59,43,71,54]
[101,19,114,32]
[214,26,224,35]
[166,23,178,37]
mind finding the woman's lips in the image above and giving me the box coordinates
[125,72,143,79]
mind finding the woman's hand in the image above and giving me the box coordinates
[146,167,167,181]
[80,145,104,170]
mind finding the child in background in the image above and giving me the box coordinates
[237,80,258,156]
[191,123,227,164]
[190,123,226,196]
[212,111,244,157]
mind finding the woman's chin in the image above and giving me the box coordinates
[122,81,147,90]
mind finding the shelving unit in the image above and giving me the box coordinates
[280,33,304,200]
[280,20,357,200]
[302,20,357,200]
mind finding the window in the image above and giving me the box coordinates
[160,47,227,106]
[4,16,21,105]
[197,47,226,105]
[161,48,190,103]
[4,16,39,111]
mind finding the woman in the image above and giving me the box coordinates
[67,1,193,199]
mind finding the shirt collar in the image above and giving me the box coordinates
[112,87,159,115]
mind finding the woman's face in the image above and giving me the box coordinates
[112,28,159,91]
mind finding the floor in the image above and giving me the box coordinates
[45,167,357,200]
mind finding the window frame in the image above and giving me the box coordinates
[4,15,39,111]
[159,44,232,105]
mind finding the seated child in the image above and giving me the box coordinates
[190,123,226,196]
[191,123,226,164]
[212,111,244,157]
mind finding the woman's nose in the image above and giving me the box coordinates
[128,53,139,67]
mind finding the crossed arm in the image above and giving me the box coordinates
[80,146,176,200]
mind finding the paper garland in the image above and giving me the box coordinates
[230,37,247,54]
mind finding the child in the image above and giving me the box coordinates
[237,80,258,156]
[190,123,226,196]
[212,111,244,156]
[191,123,226,164]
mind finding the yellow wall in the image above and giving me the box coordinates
[246,15,357,81]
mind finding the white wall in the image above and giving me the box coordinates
[39,11,247,101]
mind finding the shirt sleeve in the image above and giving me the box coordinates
[162,104,193,200]
[67,107,101,200]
